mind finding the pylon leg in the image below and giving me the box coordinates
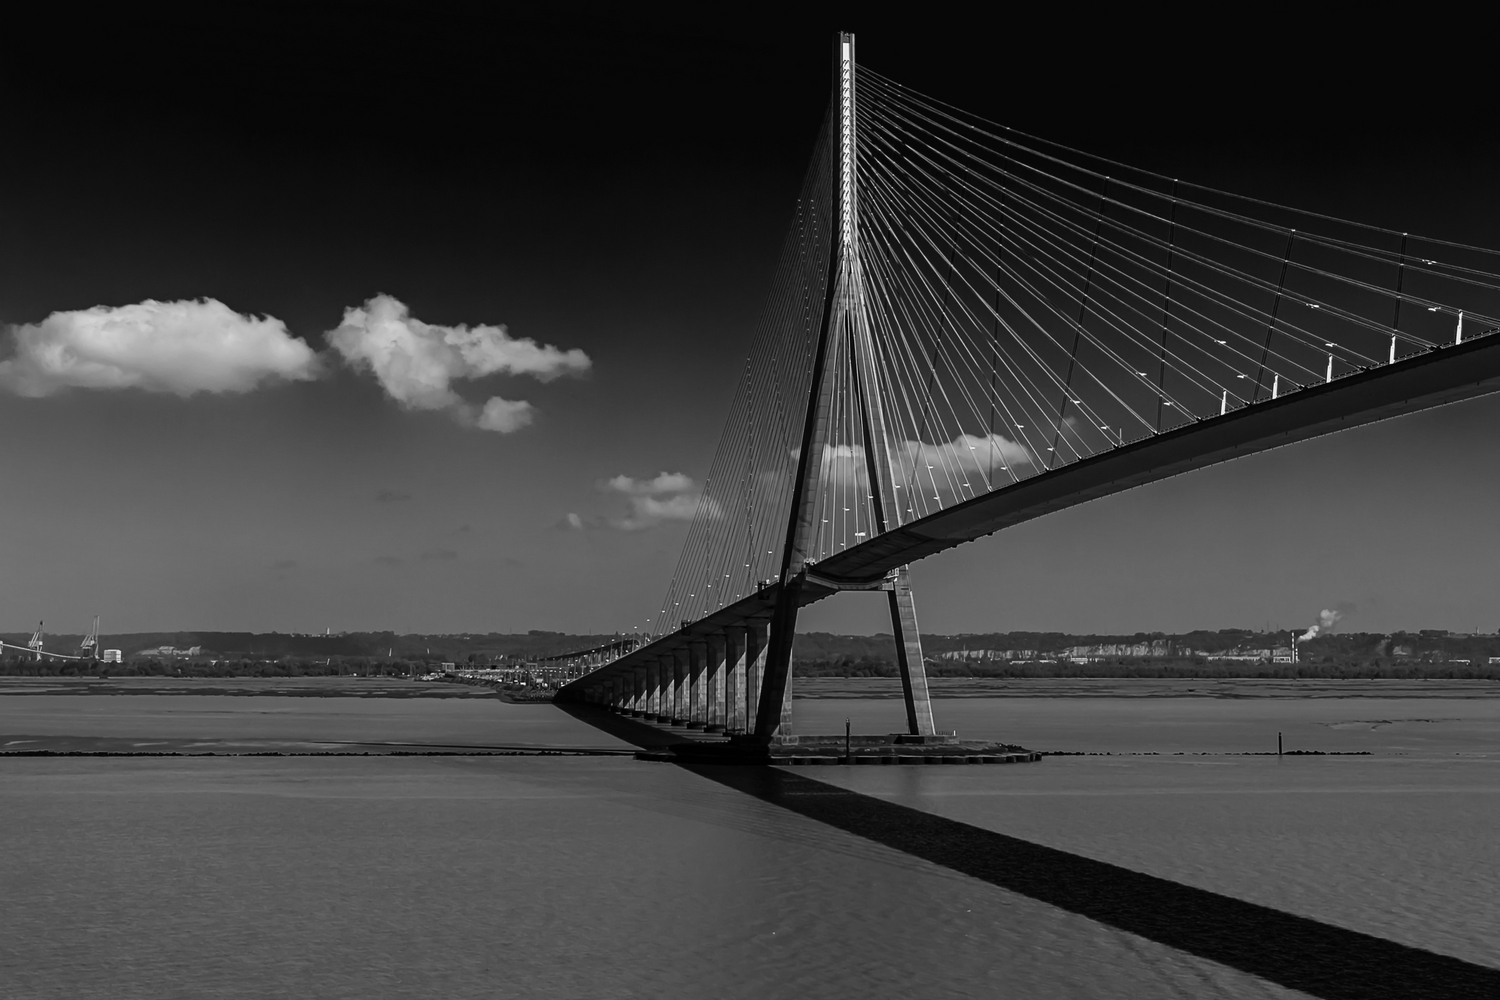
[672,649,689,724]
[745,621,765,734]
[724,627,746,733]
[705,635,725,731]
[688,642,706,727]
[780,658,795,736]
[887,565,936,736]
[753,583,802,742]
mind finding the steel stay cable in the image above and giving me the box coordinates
[859,69,1500,285]
[861,174,1115,466]
[860,121,1091,448]
[867,91,1500,334]
[655,127,835,628]
[861,89,1500,348]
[963,175,1327,401]
[863,101,1455,367]
[863,113,1243,416]
[881,135,1381,396]
[860,174,1054,485]
[862,157,1168,442]
[860,157,1102,438]
[864,141,1029,489]
[861,174,1083,479]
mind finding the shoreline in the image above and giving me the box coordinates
[0,676,549,701]
[3,675,1500,700]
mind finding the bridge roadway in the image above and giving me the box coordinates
[558,330,1500,728]
[0,641,83,662]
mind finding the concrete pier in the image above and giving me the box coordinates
[704,635,725,733]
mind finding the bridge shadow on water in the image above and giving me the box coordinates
[558,703,1498,1000]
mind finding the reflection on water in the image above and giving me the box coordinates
[2,693,1497,997]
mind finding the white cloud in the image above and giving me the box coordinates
[570,471,719,530]
[326,294,588,432]
[813,443,871,489]
[800,434,1033,492]
[0,298,320,397]
[603,472,696,495]
[474,397,534,433]
[633,494,708,521]
[896,433,1033,484]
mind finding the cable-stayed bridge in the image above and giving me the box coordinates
[559,33,1500,742]
[0,618,101,662]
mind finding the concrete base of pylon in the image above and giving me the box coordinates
[551,701,1039,767]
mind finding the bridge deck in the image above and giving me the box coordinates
[561,332,1500,698]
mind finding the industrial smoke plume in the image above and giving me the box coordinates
[1299,608,1344,642]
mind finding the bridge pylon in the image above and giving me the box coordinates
[751,31,938,742]
[27,621,44,662]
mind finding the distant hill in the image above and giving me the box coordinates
[4,627,1498,679]
[0,630,621,662]
[793,629,1500,679]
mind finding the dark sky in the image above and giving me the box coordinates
[2,5,1496,636]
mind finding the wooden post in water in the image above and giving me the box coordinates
[1278,731,1283,757]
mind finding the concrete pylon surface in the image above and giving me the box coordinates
[723,627,746,733]
[751,31,938,741]
[705,635,725,730]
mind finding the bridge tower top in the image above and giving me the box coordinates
[837,32,857,255]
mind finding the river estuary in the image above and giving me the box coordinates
[2,682,1496,998]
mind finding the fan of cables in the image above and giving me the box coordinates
[653,67,1500,635]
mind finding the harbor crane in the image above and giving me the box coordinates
[0,619,92,662]
[80,616,99,658]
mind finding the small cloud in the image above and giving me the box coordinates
[578,471,718,531]
[453,524,472,534]
[602,472,696,495]
[418,548,459,561]
[326,294,587,433]
[375,489,413,503]
[0,298,320,397]
[374,555,405,568]
[560,512,588,530]
[473,396,534,434]
[632,494,705,521]
[804,435,1034,493]
[272,559,299,571]
[898,434,1032,484]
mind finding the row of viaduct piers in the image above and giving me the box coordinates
[568,621,790,738]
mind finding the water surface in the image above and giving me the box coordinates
[4,689,1496,997]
